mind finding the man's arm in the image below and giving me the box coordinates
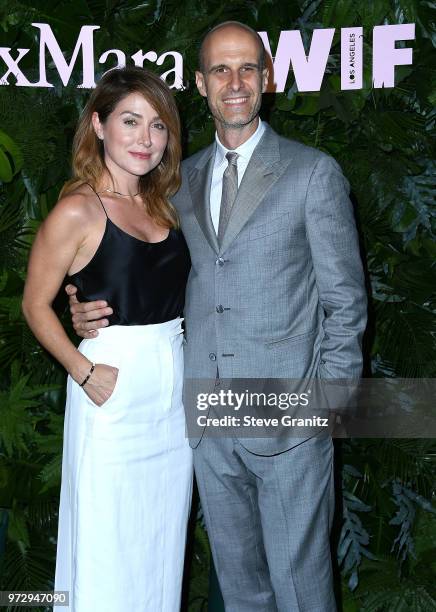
[66,284,113,339]
[305,154,367,379]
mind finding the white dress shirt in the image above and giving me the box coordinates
[210,119,266,233]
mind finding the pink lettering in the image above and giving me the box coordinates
[373,24,415,88]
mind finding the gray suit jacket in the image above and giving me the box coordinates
[173,124,367,453]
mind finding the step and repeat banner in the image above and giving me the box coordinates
[0,1,434,609]
[0,21,415,91]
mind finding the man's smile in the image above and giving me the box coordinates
[223,96,250,105]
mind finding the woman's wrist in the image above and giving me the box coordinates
[79,362,96,387]
[69,353,94,384]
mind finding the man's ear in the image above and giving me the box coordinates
[195,71,207,98]
[261,68,269,93]
[91,111,104,140]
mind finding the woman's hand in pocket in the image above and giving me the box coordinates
[83,363,119,407]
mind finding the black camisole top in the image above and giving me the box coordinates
[68,188,191,326]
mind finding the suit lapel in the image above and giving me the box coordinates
[187,125,296,255]
[187,143,219,254]
[220,125,293,254]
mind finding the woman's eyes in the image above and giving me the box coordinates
[123,119,166,130]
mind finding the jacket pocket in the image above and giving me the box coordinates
[266,329,317,349]
[248,212,291,241]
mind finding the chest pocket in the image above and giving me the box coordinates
[248,212,291,241]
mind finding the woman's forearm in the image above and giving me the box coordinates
[22,301,91,383]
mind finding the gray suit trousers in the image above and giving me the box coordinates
[193,434,337,612]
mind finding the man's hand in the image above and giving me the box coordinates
[66,284,113,339]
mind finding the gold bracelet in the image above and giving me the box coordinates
[80,362,96,387]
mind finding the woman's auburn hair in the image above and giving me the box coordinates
[61,66,182,228]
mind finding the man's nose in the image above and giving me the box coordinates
[228,70,242,91]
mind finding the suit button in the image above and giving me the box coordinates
[209,353,217,361]
[216,305,224,313]
[216,258,225,267]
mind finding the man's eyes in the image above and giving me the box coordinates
[213,66,256,74]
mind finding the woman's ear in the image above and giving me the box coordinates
[91,111,104,140]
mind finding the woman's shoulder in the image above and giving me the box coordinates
[52,183,101,224]
[37,184,102,243]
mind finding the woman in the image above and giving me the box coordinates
[22,67,193,611]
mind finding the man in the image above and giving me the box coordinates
[67,22,367,611]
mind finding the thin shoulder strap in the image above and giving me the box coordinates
[85,182,108,218]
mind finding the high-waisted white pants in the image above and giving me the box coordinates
[54,318,193,612]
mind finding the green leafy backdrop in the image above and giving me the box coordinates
[0,1,435,610]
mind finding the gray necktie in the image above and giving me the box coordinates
[217,152,239,245]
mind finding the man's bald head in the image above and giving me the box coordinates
[198,21,267,73]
